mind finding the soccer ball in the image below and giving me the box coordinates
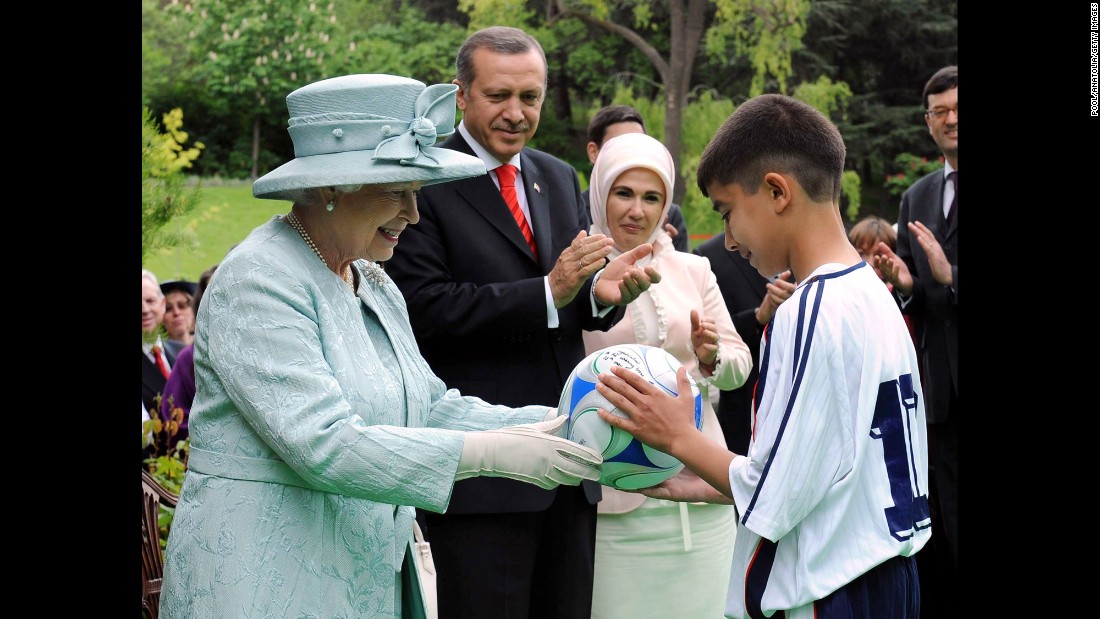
[558,343,702,490]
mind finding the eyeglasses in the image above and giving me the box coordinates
[925,105,958,121]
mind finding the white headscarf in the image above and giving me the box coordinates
[588,132,677,261]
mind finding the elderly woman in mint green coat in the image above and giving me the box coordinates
[157,75,638,618]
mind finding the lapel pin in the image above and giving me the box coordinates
[533,182,541,194]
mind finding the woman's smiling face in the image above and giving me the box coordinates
[603,168,666,252]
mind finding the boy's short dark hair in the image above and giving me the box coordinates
[922,65,958,110]
[696,94,846,204]
[587,105,647,146]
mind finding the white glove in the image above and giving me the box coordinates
[456,416,602,489]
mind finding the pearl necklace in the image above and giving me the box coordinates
[284,212,355,289]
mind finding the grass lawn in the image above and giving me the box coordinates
[144,178,290,283]
[143,176,721,283]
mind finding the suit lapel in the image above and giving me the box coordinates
[142,351,167,390]
[927,173,955,242]
[943,173,958,240]
[442,134,539,264]
[520,152,554,272]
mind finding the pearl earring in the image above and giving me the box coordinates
[326,200,335,212]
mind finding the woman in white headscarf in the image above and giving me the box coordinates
[583,132,753,618]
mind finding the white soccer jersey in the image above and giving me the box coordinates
[725,262,930,619]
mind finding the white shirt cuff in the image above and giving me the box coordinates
[589,268,615,318]
[543,276,560,328]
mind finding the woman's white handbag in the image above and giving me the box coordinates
[411,520,438,619]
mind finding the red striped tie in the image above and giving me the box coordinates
[152,345,171,379]
[497,164,537,258]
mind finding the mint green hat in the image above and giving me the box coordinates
[253,74,485,201]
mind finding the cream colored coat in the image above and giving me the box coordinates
[583,234,752,513]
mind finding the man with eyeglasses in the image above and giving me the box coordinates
[872,64,957,618]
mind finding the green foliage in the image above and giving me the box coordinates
[678,90,738,239]
[144,395,191,549]
[143,180,287,282]
[585,80,863,236]
[795,0,956,220]
[147,109,205,177]
[792,74,852,120]
[170,0,338,108]
[143,107,204,265]
[459,0,535,31]
[707,0,812,95]
[335,5,467,84]
[558,19,655,104]
[142,0,193,108]
[142,0,956,222]
[791,76,861,221]
[885,152,944,198]
[166,0,341,177]
[840,170,862,222]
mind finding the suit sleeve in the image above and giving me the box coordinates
[699,266,753,391]
[388,188,549,340]
[570,169,624,332]
[389,164,620,341]
[895,182,928,317]
[668,203,690,252]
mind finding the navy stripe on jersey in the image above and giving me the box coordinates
[745,538,785,619]
[741,275,825,525]
[752,319,775,441]
[750,263,863,430]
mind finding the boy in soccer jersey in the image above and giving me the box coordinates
[595,93,930,619]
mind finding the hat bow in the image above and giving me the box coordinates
[372,83,456,168]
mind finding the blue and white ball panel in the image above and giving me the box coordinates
[557,344,704,490]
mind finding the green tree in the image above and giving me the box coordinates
[142,0,194,108]
[334,4,468,85]
[537,0,811,203]
[586,78,861,240]
[168,0,340,179]
[142,107,204,265]
[794,0,957,221]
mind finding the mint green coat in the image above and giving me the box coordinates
[160,217,550,618]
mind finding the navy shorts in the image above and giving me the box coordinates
[808,554,921,619]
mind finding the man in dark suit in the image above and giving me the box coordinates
[385,26,659,619]
[692,235,793,454]
[873,65,958,616]
[142,269,178,460]
[581,104,690,251]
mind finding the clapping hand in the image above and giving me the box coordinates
[690,309,720,371]
[549,230,615,308]
[756,270,795,325]
[872,243,913,295]
[593,244,661,306]
[907,221,953,286]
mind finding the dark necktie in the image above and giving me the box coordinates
[152,345,171,379]
[946,170,957,225]
[497,164,538,258]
